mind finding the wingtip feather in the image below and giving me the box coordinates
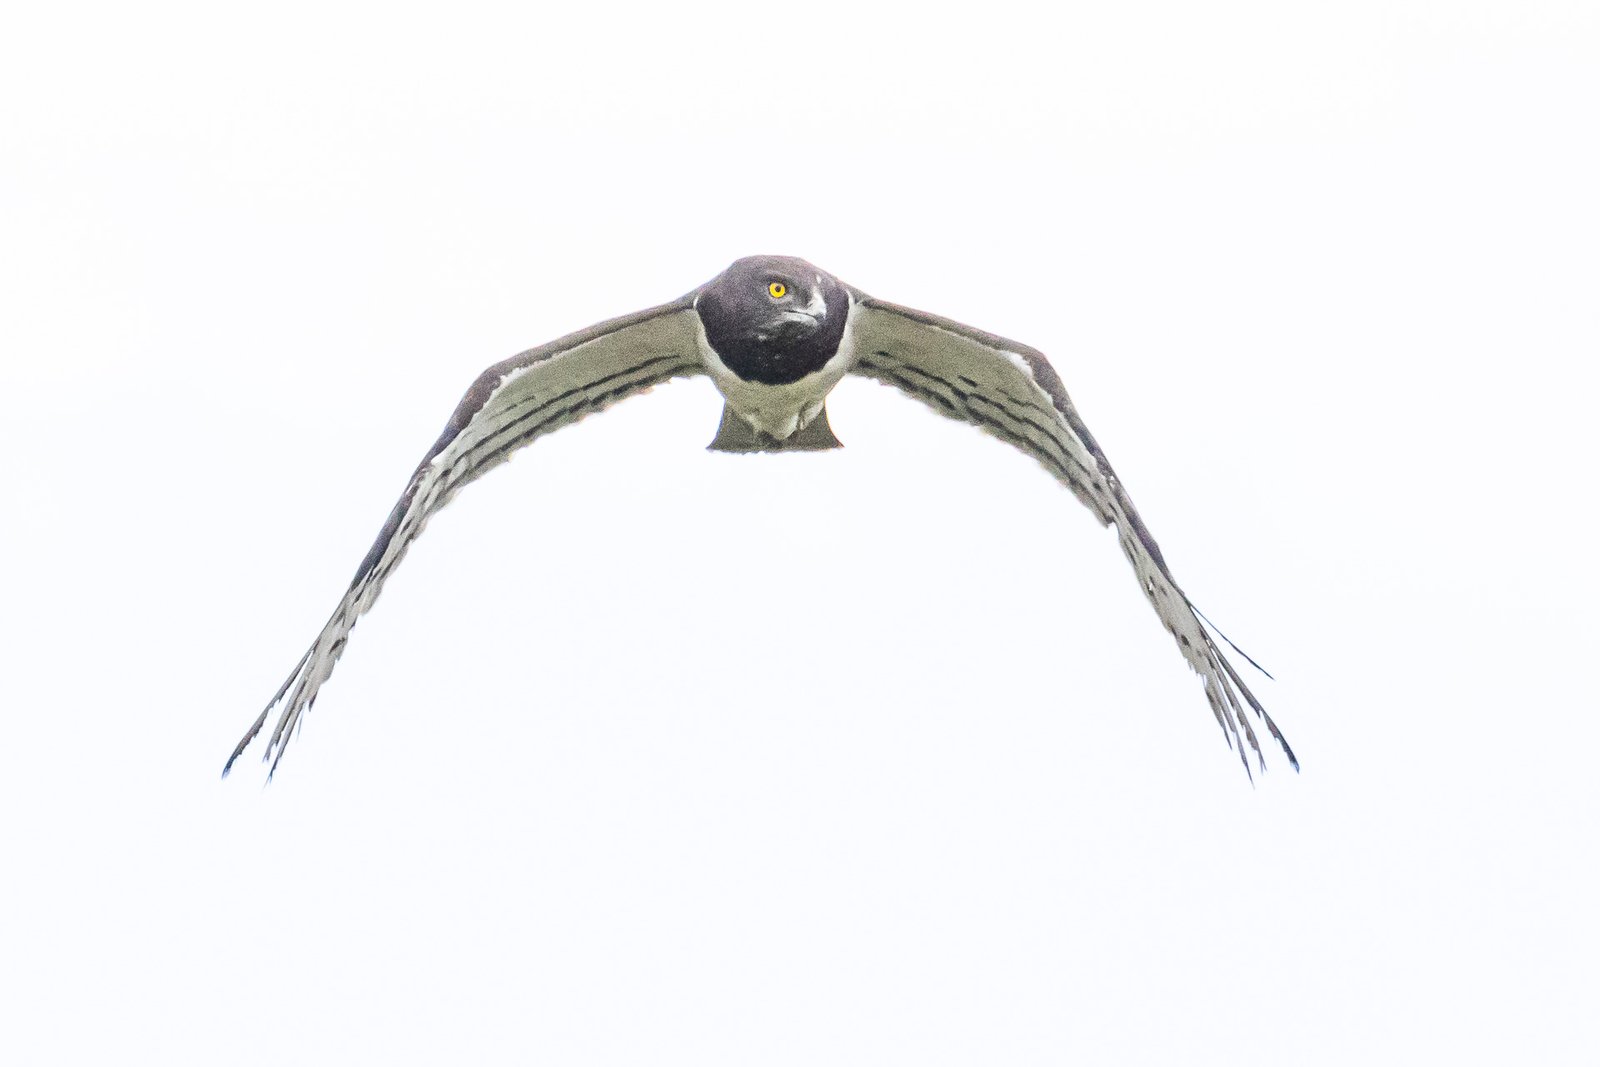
[1189,599,1275,680]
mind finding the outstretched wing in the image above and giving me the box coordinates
[225,297,706,779]
[846,291,1296,777]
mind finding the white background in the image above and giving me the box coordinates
[3,2,1596,1063]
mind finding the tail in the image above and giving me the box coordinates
[707,404,843,453]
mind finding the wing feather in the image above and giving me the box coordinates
[847,293,1296,776]
[225,299,705,779]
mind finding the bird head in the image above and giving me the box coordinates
[695,255,850,385]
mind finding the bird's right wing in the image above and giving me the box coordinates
[225,297,706,779]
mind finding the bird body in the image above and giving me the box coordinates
[697,255,858,447]
[699,316,857,446]
[226,255,1297,780]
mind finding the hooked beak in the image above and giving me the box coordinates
[756,310,820,345]
[774,308,822,329]
[757,291,826,343]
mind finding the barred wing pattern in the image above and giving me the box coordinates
[224,298,706,778]
[846,293,1296,776]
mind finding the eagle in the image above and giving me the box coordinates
[225,255,1296,780]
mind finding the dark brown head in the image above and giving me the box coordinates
[695,255,850,385]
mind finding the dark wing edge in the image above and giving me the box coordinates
[224,296,706,780]
[846,291,1296,777]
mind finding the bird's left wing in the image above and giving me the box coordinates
[225,297,706,778]
[846,291,1296,776]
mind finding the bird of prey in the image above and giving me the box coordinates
[224,255,1296,780]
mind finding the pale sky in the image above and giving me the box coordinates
[3,3,1596,1064]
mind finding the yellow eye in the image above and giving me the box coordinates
[767,281,787,299]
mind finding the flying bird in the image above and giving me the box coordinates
[225,255,1296,780]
